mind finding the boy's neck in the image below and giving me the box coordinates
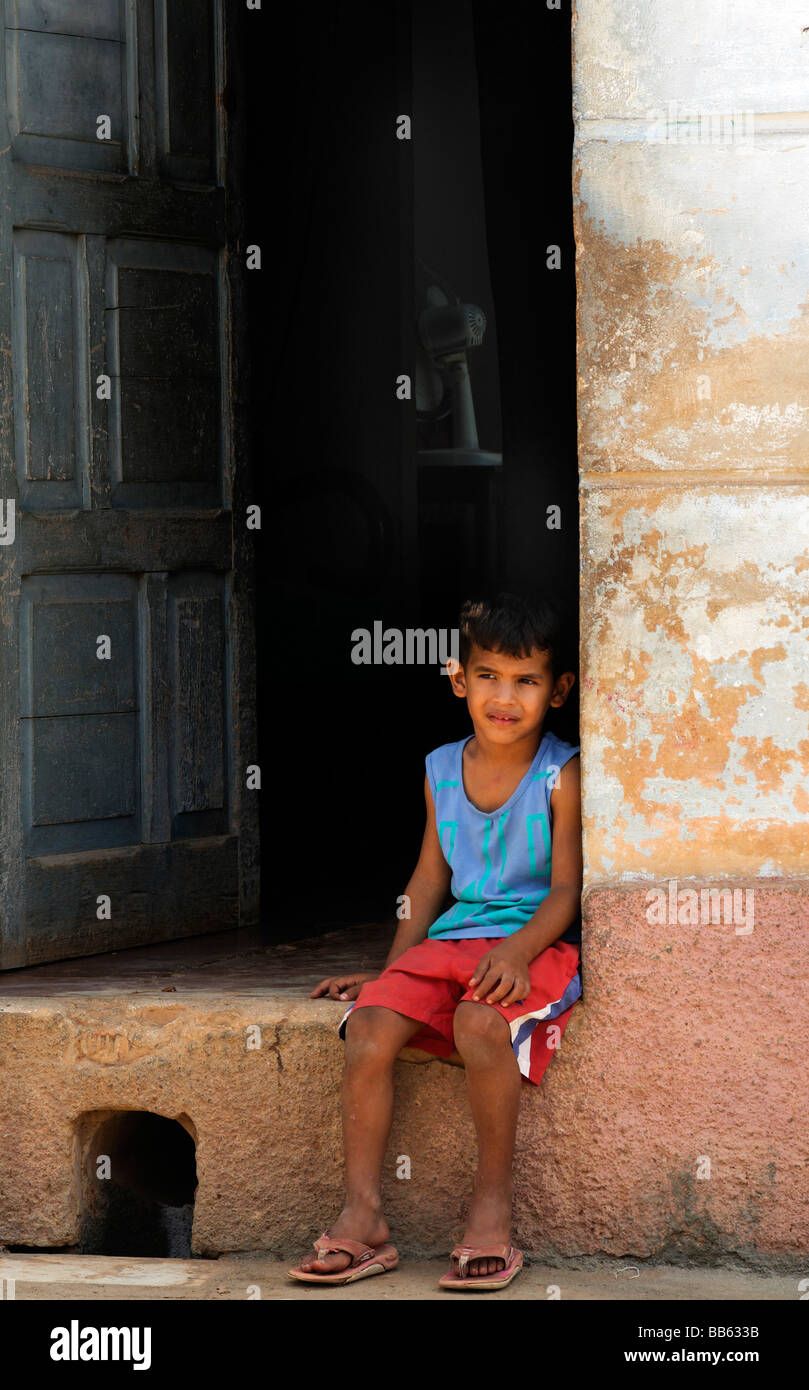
[467,722,545,768]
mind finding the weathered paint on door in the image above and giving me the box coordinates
[0,0,257,966]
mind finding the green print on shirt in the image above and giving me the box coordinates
[526,812,551,877]
[445,812,521,916]
[439,820,458,864]
[473,819,493,900]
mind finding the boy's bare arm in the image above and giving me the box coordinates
[310,776,451,999]
[382,776,451,966]
[467,756,582,1006]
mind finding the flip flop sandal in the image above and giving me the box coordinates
[438,1243,523,1291]
[288,1231,399,1285]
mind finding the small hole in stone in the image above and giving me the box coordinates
[77,1110,198,1258]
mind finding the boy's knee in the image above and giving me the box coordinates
[453,1001,510,1055]
[344,1006,400,1065]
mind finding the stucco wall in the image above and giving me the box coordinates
[570,0,808,1258]
[573,0,809,881]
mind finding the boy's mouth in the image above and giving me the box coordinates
[486,711,519,726]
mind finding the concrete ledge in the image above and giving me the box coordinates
[0,895,806,1265]
[0,987,482,1259]
[0,1252,800,1301]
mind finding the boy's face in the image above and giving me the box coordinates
[449,643,575,745]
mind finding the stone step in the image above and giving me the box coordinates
[1,895,807,1264]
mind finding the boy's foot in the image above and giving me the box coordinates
[294,1203,390,1276]
[440,1242,522,1291]
[452,1192,512,1277]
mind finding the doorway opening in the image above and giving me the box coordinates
[77,1110,198,1258]
[251,0,578,938]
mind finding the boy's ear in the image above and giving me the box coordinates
[447,658,467,697]
[549,671,576,707]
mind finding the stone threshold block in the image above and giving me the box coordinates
[0,902,806,1265]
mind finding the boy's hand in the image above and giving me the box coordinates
[468,942,532,1007]
[310,972,378,1001]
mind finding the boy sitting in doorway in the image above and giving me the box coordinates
[289,592,582,1290]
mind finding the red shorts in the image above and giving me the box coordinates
[339,935,581,1087]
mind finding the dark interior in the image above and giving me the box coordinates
[245,0,578,939]
[78,1110,198,1259]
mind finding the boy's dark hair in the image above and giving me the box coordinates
[458,591,577,680]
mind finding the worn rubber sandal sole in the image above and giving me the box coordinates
[288,1242,399,1285]
[438,1245,523,1291]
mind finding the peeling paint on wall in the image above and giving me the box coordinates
[573,0,809,881]
[581,489,809,877]
[573,0,809,122]
[575,151,809,472]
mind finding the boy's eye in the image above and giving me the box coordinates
[519,678,536,685]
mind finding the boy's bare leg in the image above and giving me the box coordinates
[295,1004,423,1274]
[451,1000,522,1277]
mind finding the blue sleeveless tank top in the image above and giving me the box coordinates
[425,730,581,944]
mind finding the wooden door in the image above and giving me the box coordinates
[0,0,257,967]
